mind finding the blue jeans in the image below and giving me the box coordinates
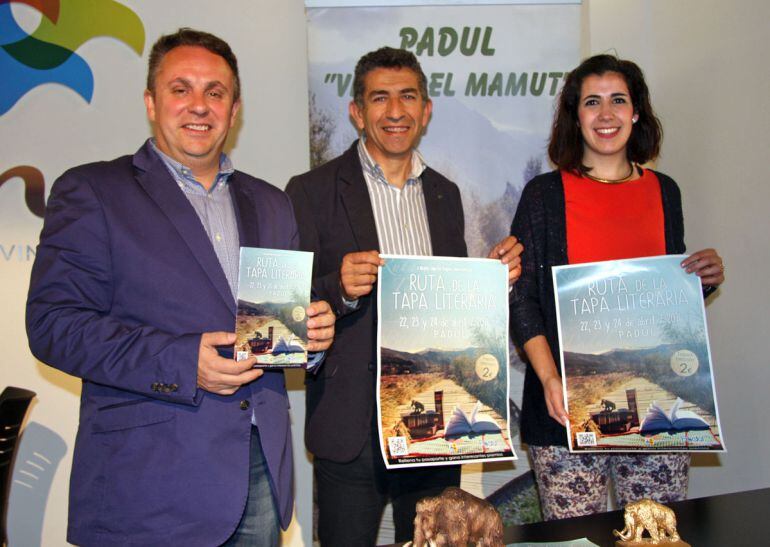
[221,427,280,546]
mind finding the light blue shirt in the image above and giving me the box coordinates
[150,139,240,300]
[150,140,323,371]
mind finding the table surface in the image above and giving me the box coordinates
[503,487,770,546]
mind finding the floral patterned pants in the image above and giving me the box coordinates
[530,446,689,521]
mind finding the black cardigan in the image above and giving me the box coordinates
[509,169,689,446]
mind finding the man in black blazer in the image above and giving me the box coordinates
[286,47,522,546]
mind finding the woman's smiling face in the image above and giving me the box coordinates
[577,71,636,165]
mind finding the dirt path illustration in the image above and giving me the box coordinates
[383,377,509,442]
[575,376,719,433]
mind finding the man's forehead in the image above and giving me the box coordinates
[157,46,234,81]
[364,67,421,93]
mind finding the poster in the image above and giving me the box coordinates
[235,247,313,367]
[553,255,725,452]
[377,255,515,468]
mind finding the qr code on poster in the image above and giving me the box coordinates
[388,436,409,457]
[576,432,597,447]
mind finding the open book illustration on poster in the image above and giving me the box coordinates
[444,401,502,437]
[553,255,725,452]
[235,247,312,368]
[639,398,710,434]
[377,255,516,469]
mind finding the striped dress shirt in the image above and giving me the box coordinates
[357,139,433,256]
[150,140,323,372]
[150,140,240,301]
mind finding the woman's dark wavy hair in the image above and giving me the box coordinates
[548,54,662,173]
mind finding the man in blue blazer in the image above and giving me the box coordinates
[26,29,334,546]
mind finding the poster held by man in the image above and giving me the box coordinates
[377,255,515,468]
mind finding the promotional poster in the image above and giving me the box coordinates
[377,255,515,468]
[235,247,313,367]
[553,255,725,452]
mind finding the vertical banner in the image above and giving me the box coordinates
[306,0,580,532]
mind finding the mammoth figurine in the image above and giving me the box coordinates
[614,499,684,544]
[411,487,504,547]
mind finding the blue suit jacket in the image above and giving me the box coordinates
[27,141,296,546]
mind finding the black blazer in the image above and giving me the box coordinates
[286,141,467,462]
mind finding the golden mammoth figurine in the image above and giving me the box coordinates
[614,499,681,544]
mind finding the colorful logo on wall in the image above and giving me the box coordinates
[0,0,145,116]
[0,165,44,217]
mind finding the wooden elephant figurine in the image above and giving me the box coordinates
[614,499,681,544]
[411,487,503,547]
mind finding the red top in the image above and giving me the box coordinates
[563,168,666,264]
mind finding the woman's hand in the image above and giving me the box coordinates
[543,376,569,427]
[523,335,570,427]
[681,248,725,287]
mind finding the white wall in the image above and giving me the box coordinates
[586,0,770,497]
[4,1,768,546]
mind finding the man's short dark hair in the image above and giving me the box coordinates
[353,47,429,106]
[147,28,241,102]
[548,54,662,173]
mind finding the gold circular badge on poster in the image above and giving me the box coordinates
[292,306,306,322]
[475,354,499,381]
[670,349,698,377]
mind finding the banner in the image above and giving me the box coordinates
[553,255,725,452]
[377,255,514,468]
[306,1,579,529]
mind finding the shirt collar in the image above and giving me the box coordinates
[357,138,426,187]
[149,138,234,194]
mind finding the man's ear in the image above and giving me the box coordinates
[421,98,433,128]
[349,100,365,132]
[144,89,156,122]
[230,99,241,126]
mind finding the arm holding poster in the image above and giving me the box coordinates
[681,248,725,289]
[524,336,568,427]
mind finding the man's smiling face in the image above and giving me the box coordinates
[144,45,239,178]
[349,67,432,165]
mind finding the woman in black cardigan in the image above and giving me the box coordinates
[509,54,724,520]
